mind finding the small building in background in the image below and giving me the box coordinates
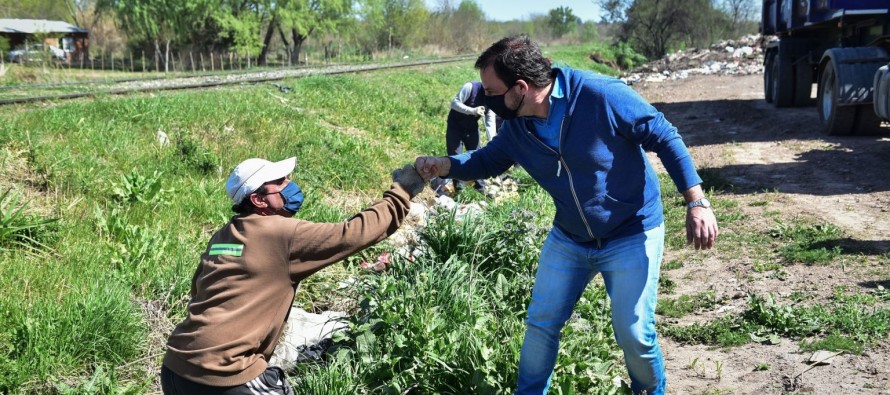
[0,19,89,64]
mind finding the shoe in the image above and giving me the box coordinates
[473,180,486,196]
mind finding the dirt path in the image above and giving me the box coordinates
[632,73,890,394]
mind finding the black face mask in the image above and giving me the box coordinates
[484,84,525,120]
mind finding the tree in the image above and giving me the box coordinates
[547,6,580,38]
[108,0,215,72]
[278,0,353,65]
[596,0,629,23]
[622,0,709,59]
[67,0,110,31]
[214,1,264,62]
[358,0,429,52]
[0,0,69,20]
[426,0,486,52]
[717,0,758,37]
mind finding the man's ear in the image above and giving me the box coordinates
[248,192,267,208]
[516,79,529,94]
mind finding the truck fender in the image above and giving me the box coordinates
[874,64,890,121]
[820,47,890,106]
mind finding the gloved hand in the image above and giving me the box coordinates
[391,164,425,198]
[474,106,486,117]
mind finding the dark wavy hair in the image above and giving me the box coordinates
[474,34,553,88]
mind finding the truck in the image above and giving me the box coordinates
[762,0,890,135]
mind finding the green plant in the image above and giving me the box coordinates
[769,220,843,264]
[0,188,57,253]
[657,291,720,318]
[174,131,219,174]
[54,364,149,395]
[94,206,170,289]
[613,41,647,70]
[664,292,890,351]
[662,259,683,270]
[112,170,173,207]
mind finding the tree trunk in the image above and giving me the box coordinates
[257,18,277,66]
[278,25,292,65]
[290,28,312,66]
[154,40,161,72]
[165,40,170,73]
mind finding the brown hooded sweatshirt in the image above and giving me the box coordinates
[162,184,411,386]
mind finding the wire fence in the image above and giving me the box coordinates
[1,43,405,74]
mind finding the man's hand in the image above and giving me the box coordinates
[391,164,425,198]
[682,185,718,250]
[414,156,450,181]
[686,207,718,250]
[474,106,486,117]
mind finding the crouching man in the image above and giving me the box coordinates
[161,156,424,394]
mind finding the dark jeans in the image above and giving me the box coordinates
[445,124,480,156]
[161,365,294,395]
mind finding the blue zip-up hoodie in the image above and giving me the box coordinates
[448,67,702,245]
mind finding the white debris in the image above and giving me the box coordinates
[622,34,768,84]
[808,350,841,365]
[156,129,170,146]
[270,308,348,368]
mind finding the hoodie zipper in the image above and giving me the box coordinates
[525,115,597,243]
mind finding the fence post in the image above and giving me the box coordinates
[190,52,195,72]
[142,51,145,73]
[210,51,214,71]
[200,52,204,71]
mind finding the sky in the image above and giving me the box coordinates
[425,0,602,22]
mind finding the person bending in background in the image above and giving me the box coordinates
[161,156,424,395]
[415,35,718,395]
[440,80,498,195]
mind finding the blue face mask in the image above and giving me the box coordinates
[278,181,304,213]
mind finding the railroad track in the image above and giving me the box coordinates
[0,55,475,106]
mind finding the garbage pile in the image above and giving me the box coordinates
[622,34,772,84]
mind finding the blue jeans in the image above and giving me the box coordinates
[515,224,666,395]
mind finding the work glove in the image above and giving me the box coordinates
[474,106,486,117]
[392,164,425,199]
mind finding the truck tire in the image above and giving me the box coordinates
[764,50,775,103]
[772,50,794,107]
[817,60,856,135]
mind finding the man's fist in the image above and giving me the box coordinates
[391,164,425,198]
[414,156,450,180]
[474,106,486,117]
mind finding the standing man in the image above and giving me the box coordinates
[415,35,718,395]
[161,156,424,394]
[443,80,498,194]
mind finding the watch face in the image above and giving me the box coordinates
[700,198,711,208]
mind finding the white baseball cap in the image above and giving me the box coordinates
[226,157,297,204]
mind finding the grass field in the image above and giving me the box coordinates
[0,43,886,394]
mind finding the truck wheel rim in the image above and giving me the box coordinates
[822,71,834,119]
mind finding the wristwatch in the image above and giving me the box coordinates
[687,197,711,210]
